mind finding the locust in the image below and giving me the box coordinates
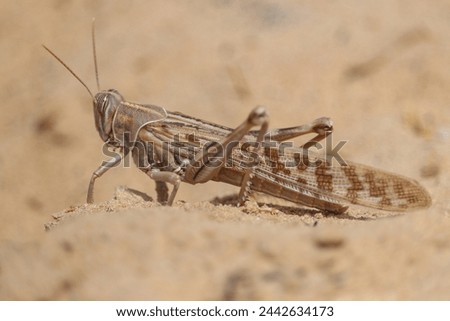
[43,23,431,214]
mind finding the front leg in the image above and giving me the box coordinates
[87,153,123,203]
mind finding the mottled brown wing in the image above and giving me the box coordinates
[145,113,431,212]
[255,146,431,212]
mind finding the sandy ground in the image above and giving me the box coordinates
[1,0,449,300]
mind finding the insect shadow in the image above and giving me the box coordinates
[211,194,375,222]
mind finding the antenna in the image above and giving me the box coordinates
[42,44,95,100]
[92,18,101,91]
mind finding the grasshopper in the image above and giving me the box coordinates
[43,23,431,214]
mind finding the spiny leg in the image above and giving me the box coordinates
[183,106,269,206]
[184,106,268,184]
[268,117,336,170]
[268,117,333,148]
[87,154,123,203]
[237,110,270,205]
[236,117,334,206]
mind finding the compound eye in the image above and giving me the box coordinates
[101,96,109,113]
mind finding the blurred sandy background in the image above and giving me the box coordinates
[0,0,449,299]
